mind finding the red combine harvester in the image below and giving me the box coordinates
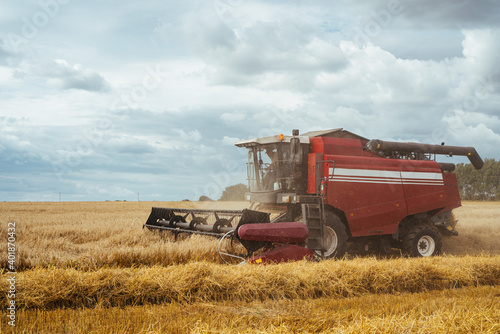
[144,129,483,263]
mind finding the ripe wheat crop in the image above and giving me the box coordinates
[1,256,499,309]
[0,201,249,270]
[5,285,499,333]
[0,200,499,333]
[0,200,499,271]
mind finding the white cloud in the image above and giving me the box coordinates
[221,136,241,146]
[443,110,500,158]
[221,111,246,123]
[0,1,499,201]
[462,29,500,77]
[172,129,202,142]
[0,66,14,84]
[38,59,110,92]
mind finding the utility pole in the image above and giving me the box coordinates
[137,192,140,202]
[59,192,61,202]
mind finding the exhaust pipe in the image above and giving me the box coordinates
[366,140,484,170]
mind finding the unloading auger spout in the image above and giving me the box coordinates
[366,139,484,170]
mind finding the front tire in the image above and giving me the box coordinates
[402,223,442,257]
[318,212,348,259]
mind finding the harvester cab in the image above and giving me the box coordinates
[144,128,483,262]
[235,131,310,203]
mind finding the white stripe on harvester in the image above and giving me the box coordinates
[330,168,444,186]
[331,168,400,179]
[401,171,443,180]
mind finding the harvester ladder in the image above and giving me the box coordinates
[302,198,326,255]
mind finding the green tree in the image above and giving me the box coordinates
[455,158,499,201]
[219,183,248,201]
[198,195,213,202]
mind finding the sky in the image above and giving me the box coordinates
[1,0,499,202]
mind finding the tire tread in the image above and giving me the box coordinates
[323,211,348,259]
[402,221,442,257]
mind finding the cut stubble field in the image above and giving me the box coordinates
[1,200,499,333]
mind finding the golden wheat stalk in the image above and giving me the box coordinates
[2,255,498,309]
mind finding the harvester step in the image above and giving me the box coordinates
[301,202,326,252]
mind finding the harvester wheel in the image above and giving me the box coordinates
[402,223,442,257]
[321,212,348,259]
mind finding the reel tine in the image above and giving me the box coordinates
[144,207,244,238]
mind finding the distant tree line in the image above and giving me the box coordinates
[198,183,248,202]
[218,183,248,201]
[455,158,500,201]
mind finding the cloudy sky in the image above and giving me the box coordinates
[1,0,499,201]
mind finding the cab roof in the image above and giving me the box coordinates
[235,128,367,147]
[301,128,369,141]
[235,134,310,147]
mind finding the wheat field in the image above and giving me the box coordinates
[1,200,499,333]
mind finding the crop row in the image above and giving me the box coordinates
[1,255,498,309]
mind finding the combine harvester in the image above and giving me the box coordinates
[144,129,483,264]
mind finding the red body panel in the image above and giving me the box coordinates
[307,137,461,237]
[307,153,323,194]
[324,155,408,236]
[310,137,366,156]
[238,222,309,243]
[441,173,462,212]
